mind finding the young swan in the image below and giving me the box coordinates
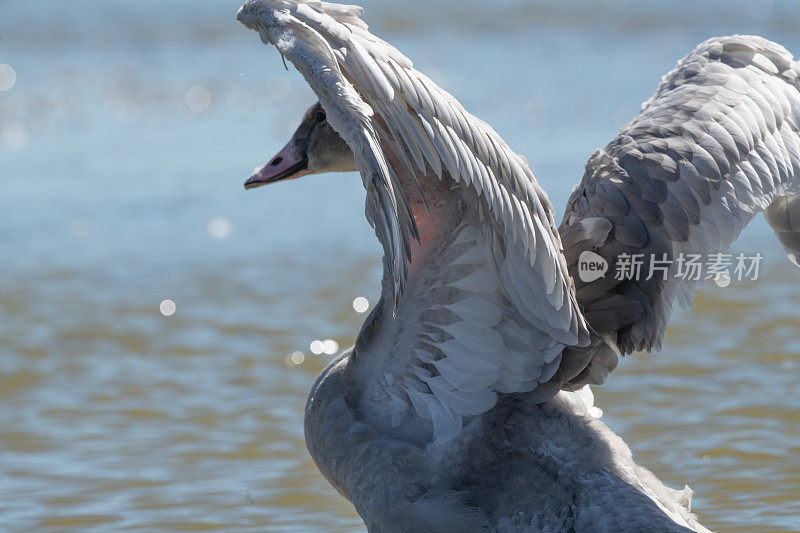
[245,102,708,533]
[239,4,800,528]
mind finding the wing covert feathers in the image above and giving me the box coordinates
[561,35,800,385]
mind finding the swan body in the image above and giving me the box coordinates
[307,350,703,532]
[236,1,800,530]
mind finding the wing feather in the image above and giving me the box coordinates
[239,0,592,440]
[561,35,800,377]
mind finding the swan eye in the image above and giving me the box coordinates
[315,110,326,123]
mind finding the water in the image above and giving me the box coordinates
[1,1,799,531]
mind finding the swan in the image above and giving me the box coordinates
[236,1,800,530]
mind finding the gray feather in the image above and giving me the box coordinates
[560,35,800,385]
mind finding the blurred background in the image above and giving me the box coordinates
[1,0,799,531]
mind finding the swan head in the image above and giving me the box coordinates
[245,102,356,189]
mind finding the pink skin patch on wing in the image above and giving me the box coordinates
[381,140,451,277]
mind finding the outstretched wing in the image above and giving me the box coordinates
[239,1,415,303]
[561,35,800,386]
[238,0,590,440]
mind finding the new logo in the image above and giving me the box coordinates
[578,251,608,283]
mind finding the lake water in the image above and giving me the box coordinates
[1,1,799,531]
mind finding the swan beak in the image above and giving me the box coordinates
[244,141,310,190]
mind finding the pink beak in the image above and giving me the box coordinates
[244,140,310,190]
